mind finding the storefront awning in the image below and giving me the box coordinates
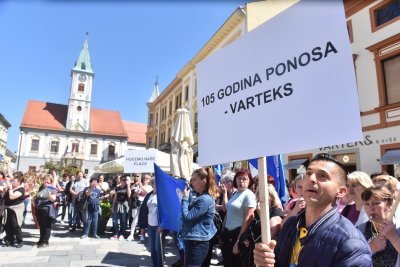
[380,149,400,165]
[285,158,308,169]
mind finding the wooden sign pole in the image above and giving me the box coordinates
[257,157,271,243]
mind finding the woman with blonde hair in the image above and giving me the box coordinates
[373,175,399,195]
[34,173,57,248]
[358,185,400,267]
[344,171,374,226]
[180,167,218,267]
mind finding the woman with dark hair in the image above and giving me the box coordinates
[222,169,256,267]
[0,171,7,238]
[180,167,218,267]
[34,174,57,248]
[137,174,153,242]
[111,176,131,240]
[2,171,25,248]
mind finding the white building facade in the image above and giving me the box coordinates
[17,35,146,177]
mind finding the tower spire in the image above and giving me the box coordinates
[147,76,160,104]
[73,33,94,74]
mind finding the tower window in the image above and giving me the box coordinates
[77,106,82,112]
[78,83,85,92]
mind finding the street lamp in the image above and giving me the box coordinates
[16,130,23,171]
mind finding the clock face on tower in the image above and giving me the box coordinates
[78,74,87,82]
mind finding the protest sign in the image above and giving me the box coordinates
[196,0,362,167]
[124,150,157,173]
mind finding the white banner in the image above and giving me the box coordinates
[124,150,157,173]
[196,0,362,166]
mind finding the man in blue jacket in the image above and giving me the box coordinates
[254,153,372,267]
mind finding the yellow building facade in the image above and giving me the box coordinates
[146,0,298,160]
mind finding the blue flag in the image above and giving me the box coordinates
[214,164,223,183]
[249,155,287,204]
[154,164,186,232]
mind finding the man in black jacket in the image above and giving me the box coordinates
[253,153,372,267]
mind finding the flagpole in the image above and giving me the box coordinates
[159,230,165,265]
[257,157,271,243]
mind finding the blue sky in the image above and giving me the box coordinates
[0,0,246,153]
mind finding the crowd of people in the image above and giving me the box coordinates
[0,152,399,267]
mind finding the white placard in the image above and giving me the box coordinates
[196,0,362,166]
[124,150,157,173]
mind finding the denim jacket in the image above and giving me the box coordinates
[179,193,216,241]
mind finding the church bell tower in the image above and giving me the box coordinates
[66,33,94,132]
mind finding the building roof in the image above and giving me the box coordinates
[21,100,128,137]
[72,33,94,74]
[6,148,16,162]
[0,113,11,128]
[122,120,147,144]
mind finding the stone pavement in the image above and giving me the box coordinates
[0,210,180,267]
[0,210,223,267]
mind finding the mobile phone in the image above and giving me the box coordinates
[185,183,192,191]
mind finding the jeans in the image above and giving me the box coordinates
[72,202,83,227]
[148,225,163,267]
[84,210,99,237]
[184,240,209,267]
[113,209,127,237]
[67,202,73,226]
[173,231,185,263]
[23,198,29,224]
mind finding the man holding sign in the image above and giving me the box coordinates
[253,153,372,267]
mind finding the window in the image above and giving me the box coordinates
[185,86,189,101]
[108,144,115,156]
[148,137,153,148]
[194,112,198,134]
[383,55,400,104]
[169,101,172,116]
[72,142,79,152]
[90,143,97,155]
[31,139,39,151]
[50,141,59,153]
[161,132,165,144]
[161,106,166,121]
[370,0,400,32]
[175,94,181,110]
[194,78,197,96]
[367,34,400,107]
[149,113,154,127]
[155,112,158,125]
[346,20,353,43]
[78,83,85,92]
